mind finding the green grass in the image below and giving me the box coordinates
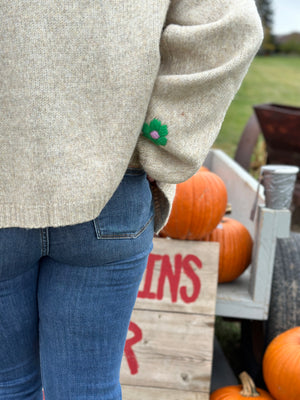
[214,55,300,158]
[215,317,243,375]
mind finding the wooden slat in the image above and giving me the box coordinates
[122,385,208,400]
[204,149,264,237]
[135,238,219,315]
[120,309,215,392]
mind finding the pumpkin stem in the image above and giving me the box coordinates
[225,203,232,215]
[239,372,260,397]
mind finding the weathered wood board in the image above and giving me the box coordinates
[122,386,207,400]
[120,237,219,399]
[135,237,219,315]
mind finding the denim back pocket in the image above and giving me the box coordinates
[93,168,154,239]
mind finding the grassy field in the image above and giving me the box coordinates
[213,55,300,159]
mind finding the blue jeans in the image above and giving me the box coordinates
[0,168,154,400]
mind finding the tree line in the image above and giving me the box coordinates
[255,0,300,55]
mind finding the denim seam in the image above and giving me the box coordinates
[93,214,154,240]
[40,228,49,257]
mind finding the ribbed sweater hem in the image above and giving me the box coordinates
[0,182,176,233]
[0,199,104,229]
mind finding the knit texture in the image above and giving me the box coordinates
[0,0,263,232]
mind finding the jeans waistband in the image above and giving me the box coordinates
[125,166,145,175]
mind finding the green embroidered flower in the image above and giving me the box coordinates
[142,119,168,146]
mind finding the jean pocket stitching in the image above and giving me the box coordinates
[93,214,154,240]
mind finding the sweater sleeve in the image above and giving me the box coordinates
[136,0,263,183]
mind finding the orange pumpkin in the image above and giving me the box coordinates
[203,217,253,283]
[263,326,300,400]
[199,165,209,172]
[161,169,227,240]
[210,371,274,399]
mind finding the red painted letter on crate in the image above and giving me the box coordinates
[137,254,161,299]
[180,254,202,303]
[157,254,181,302]
[124,321,143,375]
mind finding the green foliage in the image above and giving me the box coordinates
[215,317,242,375]
[255,0,276,55]
[261,26,276,55]
[278,40,300,55]
[255,0,273,28]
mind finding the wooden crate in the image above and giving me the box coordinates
[204,149,291,320]
[120,238,219,400]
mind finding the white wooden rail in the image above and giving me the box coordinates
[204,149,291,320]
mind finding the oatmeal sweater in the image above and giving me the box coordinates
[0,0,263,232]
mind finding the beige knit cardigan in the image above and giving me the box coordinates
[0,0,263,232]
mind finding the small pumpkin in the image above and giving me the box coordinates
[210,371,274,399]
[161,168,227,240]
[203,217,253,283]
[263,326,300,400]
